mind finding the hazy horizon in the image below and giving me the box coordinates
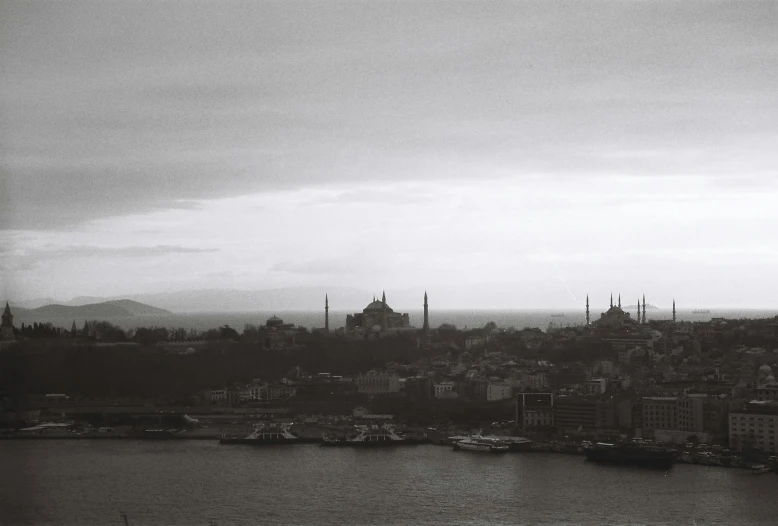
[11,307,778,335]
[6,287,777,313]
[2,1,777,308]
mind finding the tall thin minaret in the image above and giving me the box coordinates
[325,294,329,332]
[423,291,429,334]
[637,298,641,323]
[618,294,621,308]
[642,294,647,325]
[585,295,590,326]
[3,303,19,341]
[610,294,613,308]
[673,299,676,323]
[381,290,387,329]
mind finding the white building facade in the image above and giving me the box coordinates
[356,370,401,394]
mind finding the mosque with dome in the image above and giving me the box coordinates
[346,292,411,331]
[589,293,676,328]
[593,294,636,328]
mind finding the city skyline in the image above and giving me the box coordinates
[2,1,777,307]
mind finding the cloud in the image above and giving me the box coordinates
[63,245,217,258]
[2,244,217,272]
[1,1,776,230]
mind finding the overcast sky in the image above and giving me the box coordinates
[1,1,777,308]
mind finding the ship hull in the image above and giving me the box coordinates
[453,442,508,453]
[320,439,423,447]
[219,437,305,445]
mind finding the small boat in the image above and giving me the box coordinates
[452,436,509,453]
[133,428,186,440]
[751,465,773,475]
[479,434,534,452]
[321,424,419,447]
[219,423,300,445]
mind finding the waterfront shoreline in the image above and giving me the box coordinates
[1,434,772,473]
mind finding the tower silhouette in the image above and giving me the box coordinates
[637,297,641,323]
[381,291,387,329]
[618,294,621,308]
[1,302,14,340]
[423,291,429,334]
[673,299,676,323]
[642,294,647,324]
[585,294,590,326]
[325,294,329,332]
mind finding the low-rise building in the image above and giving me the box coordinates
[434,381,456,398]
[268,383,298,400]
[553,396,615,432]
[210,389,227,403]
[729,401,778,453]
[356,370,401,394]
[641,395,704,439]
[487,383,513,402]
[523,406,554,431]
[585,378,607,395]
[755,386,778,402]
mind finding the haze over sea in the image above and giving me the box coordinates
[2,440,777,526]
[15,309,778,333]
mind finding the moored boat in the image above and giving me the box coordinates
[452,436,509,453]
[448,432,533,452]
[480,435,534,452]
[751,465,773,475]
[321,424,419,447]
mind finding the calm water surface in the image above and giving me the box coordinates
[2,441,777,525]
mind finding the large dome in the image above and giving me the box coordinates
[364,300,393,313]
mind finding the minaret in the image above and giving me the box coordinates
[1,302,12,326]
[673,299,676,323]
[642,294,647,325]
[325,294,329,332]
[1,302,15,340]
[618,294,621,308]
[423,291,429,334]
[610,294,613,308]
[637,298,641,323]
[585,295,590,326]
[381,290,387,329]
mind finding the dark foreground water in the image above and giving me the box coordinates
[2,441,777,526]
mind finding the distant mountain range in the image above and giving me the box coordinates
[10,288,377,314]
[12,299,171,319]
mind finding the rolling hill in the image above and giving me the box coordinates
[14,300,171,319]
